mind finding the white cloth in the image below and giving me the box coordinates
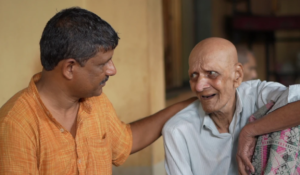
[163,80,300,175]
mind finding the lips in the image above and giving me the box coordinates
[201,94,216,99]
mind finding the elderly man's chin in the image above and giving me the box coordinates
[202,106,217,114]
[198,99,218,114]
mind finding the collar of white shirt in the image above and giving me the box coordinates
[199,89,243,138]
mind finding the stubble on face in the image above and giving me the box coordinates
[73,49,115,98]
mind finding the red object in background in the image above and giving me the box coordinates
[232,16,300,31]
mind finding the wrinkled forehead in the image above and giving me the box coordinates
[188,49,232,71]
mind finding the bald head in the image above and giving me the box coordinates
[188,37,243,114]
[189,37,238,68]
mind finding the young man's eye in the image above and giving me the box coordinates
[99,61,109,67]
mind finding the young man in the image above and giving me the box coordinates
[0,7,195,174]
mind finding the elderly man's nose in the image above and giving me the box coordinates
[195,77,210,92]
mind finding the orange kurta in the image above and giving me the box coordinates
[0,73,132,175]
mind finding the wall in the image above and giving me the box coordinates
[0,0,84,105]
[274,0,300,84]
[0,0,165,175]
[181,0,195,83]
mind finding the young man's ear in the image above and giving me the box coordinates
[61,58,77,80]
[233,63,243,88]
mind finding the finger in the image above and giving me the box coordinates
[237,157,248,175]
[243,155,255,173]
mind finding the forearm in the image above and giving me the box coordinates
[244,100,300,136]
[130,97,197,154]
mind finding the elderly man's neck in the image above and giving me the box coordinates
[209,95,237,133]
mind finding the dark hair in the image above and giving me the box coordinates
[40,7,119,71]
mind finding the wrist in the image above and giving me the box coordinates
[242,122,258,137]
[175,97,197,109]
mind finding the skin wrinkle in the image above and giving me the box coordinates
[188,37,243,133]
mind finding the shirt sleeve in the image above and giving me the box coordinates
[163,125,194,175]
[268,84,300,113]
[249,80,300,112]
[0,118,38,175]
[104,96,132,166]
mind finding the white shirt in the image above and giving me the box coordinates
[163,80,300,175]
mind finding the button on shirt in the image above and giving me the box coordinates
[0,73,132,175]
[163,80,300,175]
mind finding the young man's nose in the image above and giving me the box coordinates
[106,60,117,76]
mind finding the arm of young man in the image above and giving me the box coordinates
[130,97,197,154]
[237,85,300,175]
[0,118,38,174]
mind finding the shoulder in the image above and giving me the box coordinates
[239,79,286,89]
[0,88,39,134]
[237,80,261,97]
[238,79,262,91]
[163,100,200,135]
[238,79,286,95]
[1,88,32,121]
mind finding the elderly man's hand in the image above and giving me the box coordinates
[236,124,256,175]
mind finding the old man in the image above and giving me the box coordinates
[163,37,300,175]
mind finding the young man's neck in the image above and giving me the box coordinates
[36,71,80,113]
[36,71,79,138]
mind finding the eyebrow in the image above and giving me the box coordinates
[102,57,112,64]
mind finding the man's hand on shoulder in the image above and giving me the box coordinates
[130,96,197,154]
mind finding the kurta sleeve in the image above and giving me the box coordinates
[248,80,300,112]
[0,118,38,174]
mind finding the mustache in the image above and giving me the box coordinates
[100,76,109,85]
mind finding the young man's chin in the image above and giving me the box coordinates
[85,88,103,98]
[94,89,103,96]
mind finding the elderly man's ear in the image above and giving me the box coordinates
[233,63,243,88]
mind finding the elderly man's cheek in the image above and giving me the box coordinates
[190,83,198,94]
